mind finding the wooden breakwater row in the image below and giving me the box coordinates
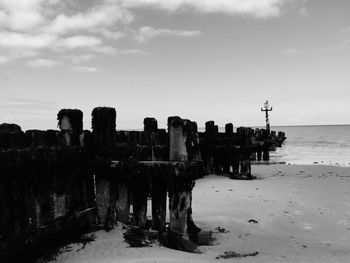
[198,121,286,178]
[0,107,286,262]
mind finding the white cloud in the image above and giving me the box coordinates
[71,66,99,73]
[0,0,293,69]
[135,26,202,42]
[0,31,56,49]
[57,35,102,50]
[42,4,134,35]
[0,0,59,31]
[26,58,63,68]
[94,28,125,40]
[120,0,288,18]
[0,32,102,52]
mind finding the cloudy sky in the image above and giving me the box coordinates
[0,0,349,130]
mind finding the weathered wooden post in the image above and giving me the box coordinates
[183,120,201,161]
[223,123,234,174]
[144,117,158,160]
[115,183,129,224]
[151,166,167,232]
[92,107,117,227]
[113,161,130,225]
[94,170,115,227]
[204,121,217,173]
[57,109,83,146]
[168,116,187,161]
[168,117,194,238]
[92,107,116,156]
[132,165,149,229]
[263,143,270,161]
[231,147,240,176]
[237,127,252,178]
[260,129,270,161]
[168,164,193,237]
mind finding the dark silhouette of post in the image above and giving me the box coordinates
[261,100,273,134]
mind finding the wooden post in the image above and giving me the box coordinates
[57,109,83,146]
[151,168,167,232]
[95,175,111,226]
[225,123,233,135]
[132,167,149,229]
[168,120,194,237]
[115,183,129,224]
[132,187,148,228]
[263,143,270,161]
[91,107,116,156]
[168,117,187,161]
[168,165,193,237]
[257,144,262,161]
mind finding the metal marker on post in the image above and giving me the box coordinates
[261,100,273,134]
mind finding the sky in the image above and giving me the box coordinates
[0,0,350,131]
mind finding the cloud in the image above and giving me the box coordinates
[0,31,57,49]
[116,49,149,55]
[26,58,63,68]
[0,0,293,69]
[67,54,97,63]
[90,45,118,54]
[42,3,134,35]
[135,26,202,42]
[71,66,99,73]
[0,0,48,31]
[281,39,350,56]
[57,35,102,50]
[120,0,288,18]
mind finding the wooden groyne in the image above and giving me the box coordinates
[0,107,286,262]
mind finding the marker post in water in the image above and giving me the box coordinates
[261,100,273,134]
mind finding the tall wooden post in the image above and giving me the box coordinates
[91,107,116,157]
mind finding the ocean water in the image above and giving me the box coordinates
[269,125,350,167]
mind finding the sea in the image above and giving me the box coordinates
[268,125,350,167]
[203,125,350,167]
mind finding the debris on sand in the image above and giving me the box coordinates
[215,227,230,233]
[123,227,158,247]
[216,251,259,259]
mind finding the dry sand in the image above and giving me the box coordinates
[52,164,350,263]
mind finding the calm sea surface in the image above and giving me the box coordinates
[269,125,350,167]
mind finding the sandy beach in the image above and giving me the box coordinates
[52,164,350,263]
